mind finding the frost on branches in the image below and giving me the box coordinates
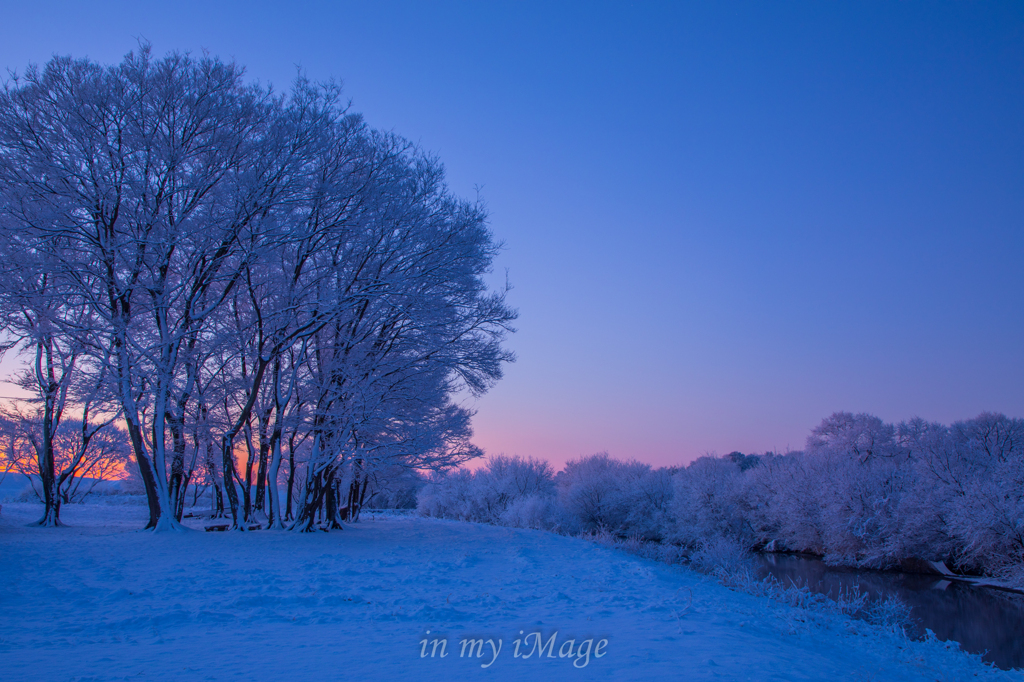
[0,46,516,532]
[419,412,1024,585]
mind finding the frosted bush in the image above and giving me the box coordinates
[993,561,1024,586]
[621,467,674,540]
[864,594,914,634]
[417,456,555,525]
[553,453,628,534]
[499,494,553,529]
[648,541,689,565]
[475,455,555,523]
[16,482,38,502]
[417,469,478,520]
[553,453,667,537]
[687,536,754,579]
[364,466,426,510]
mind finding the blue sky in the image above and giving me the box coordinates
[2,1,1022,467]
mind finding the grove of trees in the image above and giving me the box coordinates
[418,412,1024,584]
[0,47,515,531]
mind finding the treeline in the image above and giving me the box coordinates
[418,411,1024,584]
[0,48,514,530]
[0,415,427,519]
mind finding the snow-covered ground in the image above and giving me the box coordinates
[0,503,1018,681]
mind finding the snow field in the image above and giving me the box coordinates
[0,503,1017,681]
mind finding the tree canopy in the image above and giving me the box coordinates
[0,46,516,531]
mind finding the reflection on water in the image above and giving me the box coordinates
[756,554,1024,670]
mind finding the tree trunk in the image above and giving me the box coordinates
[123,416,162,529]
[290,466,327,532]
[254,407,272,514]
[213,479,225,518]
[218,356,271,529]
[221,437,242,527]
[174,470,191,522]
[34,406,61,527]
[285,432,298,521]
[31,340,63,527]
[325,473,344,529]
[356,475,370,522]
[291,456,344,532]
[266,430,285,529]
[242,422,256,521]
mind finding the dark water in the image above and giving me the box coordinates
[756,554,1024,670]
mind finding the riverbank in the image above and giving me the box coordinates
[755,552,1024,669]
[756,546,1024,596]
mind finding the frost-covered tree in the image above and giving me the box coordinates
[800,412,914,565]
[0,238,120,526]
[552,453,663,536]
[0,47,516,532]
[670,455,748,546]
[742,412,1023,575]
[0,49,302,529]
[925,413,1024,577]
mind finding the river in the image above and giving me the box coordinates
[756,553,1024,670]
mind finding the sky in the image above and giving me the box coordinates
[1,1,1021,469]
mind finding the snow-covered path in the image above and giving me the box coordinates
[0,503,1016,681]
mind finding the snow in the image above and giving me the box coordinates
[0,503,1017,681]
[0,473,34,500]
